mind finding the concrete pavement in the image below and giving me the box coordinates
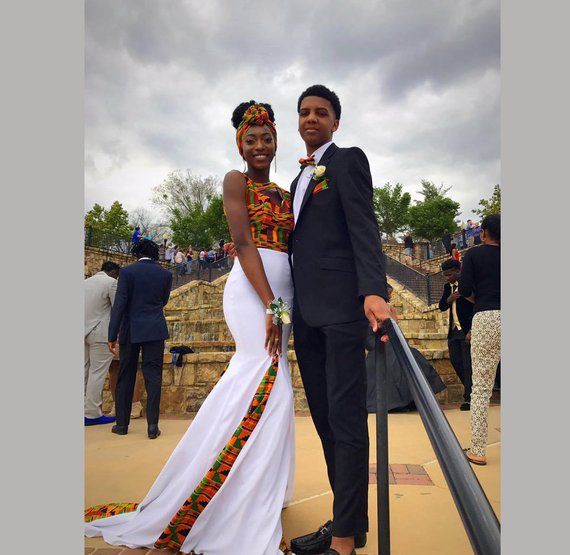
[85,406,500,554]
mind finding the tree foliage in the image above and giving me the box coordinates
[85,201,131,239]
[417,180,452,201]
[473,184,501,217]
[372,182,411,238]
[152,170,219,216]
[408,182,461,242]
[170,194,230,249]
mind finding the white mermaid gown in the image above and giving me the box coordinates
[85,248,295,554]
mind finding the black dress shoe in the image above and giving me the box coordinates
[111,425,128,435]
[290,521,366,555]
[148,425,161,439]
[460,402,471,411]
[290,520,333,554]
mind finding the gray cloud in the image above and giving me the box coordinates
[85,0,500,221]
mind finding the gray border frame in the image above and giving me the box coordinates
[3,1,568,553]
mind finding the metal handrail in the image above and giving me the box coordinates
[374,319,500,555]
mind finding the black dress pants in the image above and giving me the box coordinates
[116,340,165,427]
[448,328,472,402]
[293,299,370,537]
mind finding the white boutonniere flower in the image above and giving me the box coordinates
[313,165,326,179]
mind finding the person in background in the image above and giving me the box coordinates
[442,231,453,255]
[465,219,479,247]
[158,242,166,261]
[108,239,173,439]
[131,226,141,246]
[84,261,120,426]
[403,231,414,259]
[199,247,206,269]
[174,247,186,276]
[207,246,216,263]
[473,223,482,245]
[460,214,501,466]
[451,242,461,262]
[439,259,473,411]
[165,243,174,265]
[185,245,194,274]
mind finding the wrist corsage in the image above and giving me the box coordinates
[266,297,291,325]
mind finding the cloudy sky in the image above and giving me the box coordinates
[85,0,500,223]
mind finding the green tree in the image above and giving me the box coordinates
[408,194,461,242]
[84,203,106,231]
[104,201,131,238]
[417,180,452,201]
[473,184,501,217]
[85,201,131,238]
[170,194,230,249]
[372,182,411,238]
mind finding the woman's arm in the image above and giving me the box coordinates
[223,170,282,357]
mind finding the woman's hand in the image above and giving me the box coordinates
[264,314,282,358]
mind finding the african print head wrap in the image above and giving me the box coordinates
[235,104,277,152]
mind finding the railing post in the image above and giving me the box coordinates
[426,273,432,305]
[208,264,212,282]
[375,331,391,555]
[87,226,93,247]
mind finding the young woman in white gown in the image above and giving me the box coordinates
[85,101,296,555]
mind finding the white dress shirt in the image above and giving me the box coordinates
[293,140,333,225]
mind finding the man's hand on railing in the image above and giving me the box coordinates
[364,295,395,342]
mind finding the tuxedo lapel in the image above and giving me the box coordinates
[297,143,338,222]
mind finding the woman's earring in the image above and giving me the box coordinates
[274,153,277,172]
[243,158,247,172]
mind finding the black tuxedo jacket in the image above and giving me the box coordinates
[108,259,173,344]
[288,143,388,327]
[438,282,474,336]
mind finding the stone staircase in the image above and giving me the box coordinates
[103,270,462,415]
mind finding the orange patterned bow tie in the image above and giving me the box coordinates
[299,155,315,168]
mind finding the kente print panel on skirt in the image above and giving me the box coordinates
[244,175,293,253]
[154,357,281,551]
[84,502,138,523]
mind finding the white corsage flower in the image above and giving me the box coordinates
[313,165,326,179]
[266,297,291,326]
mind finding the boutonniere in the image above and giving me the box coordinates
[312,165,329,195]
[313,165,326,179]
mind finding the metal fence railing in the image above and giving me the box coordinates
[84,227,233,289]
[373,319,500,554]
[84,226,132,253]
[384,253,447,305]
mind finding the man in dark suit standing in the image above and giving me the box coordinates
[108,239,173,439]
[439,258,474,411]
[289,85,391,555]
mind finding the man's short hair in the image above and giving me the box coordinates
[101,261,120,273]
[441,259,461,271]
[297,84,342,119]
[131,238,160,260]
[481,214,500,241]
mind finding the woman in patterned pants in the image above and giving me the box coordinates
[459,214,501,466]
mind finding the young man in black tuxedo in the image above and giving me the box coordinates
[289,85,391,555]
[439,258,474,411]
[108,239,173,439]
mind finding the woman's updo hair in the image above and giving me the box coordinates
[231,100,275,129]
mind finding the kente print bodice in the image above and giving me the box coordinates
[244,174,293,253]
